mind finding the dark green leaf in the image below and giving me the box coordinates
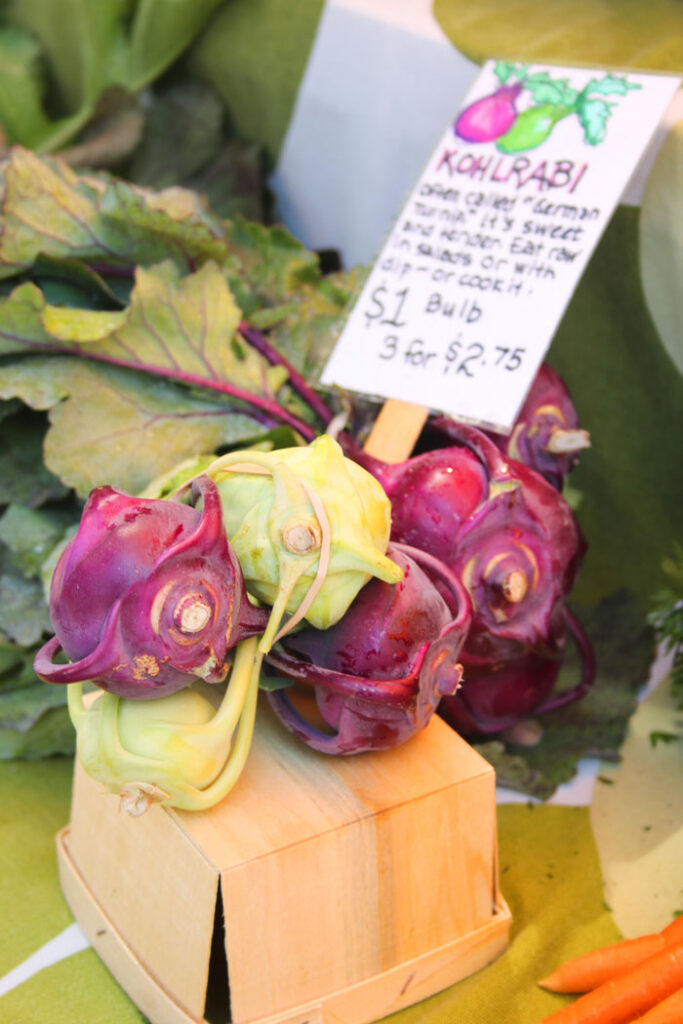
[0,24,53,148]
[0,406,69,508]
[186,0,327,164]
[0,704,75,761]
[125,0,224,93]
[126,80,224,188]
[649,730,681,748]
[3,0,223,155]
[475,590,656,799]
[0,504,73,578]
[0,573,52,646]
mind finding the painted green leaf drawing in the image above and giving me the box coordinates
[640,119,683,377]
[583,75,642,98]
[494,61,527,84]
[525,73,578,108]
[433,0,683,72]
[576,97,614,146]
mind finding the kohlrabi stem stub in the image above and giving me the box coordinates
[321,60,680,434]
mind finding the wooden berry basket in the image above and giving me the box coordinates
[57,700,510,1024]
[55,402,511,1024]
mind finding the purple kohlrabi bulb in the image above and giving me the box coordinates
[265,542,471,754]
[438,460,593,737]
[34,476,268,699]
[486,364,590,489]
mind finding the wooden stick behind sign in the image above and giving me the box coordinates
[362,399,429,462]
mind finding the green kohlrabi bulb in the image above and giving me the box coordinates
[67,637,261,813]
[209,434,403,648]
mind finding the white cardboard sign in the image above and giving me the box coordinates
[321,61,681,433]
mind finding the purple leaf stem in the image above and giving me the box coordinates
[5,335,319,440]
[238,321,334,427]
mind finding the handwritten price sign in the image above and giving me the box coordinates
[322,61,680,433]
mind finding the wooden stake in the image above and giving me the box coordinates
[362,399,428,461]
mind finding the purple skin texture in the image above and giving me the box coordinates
[454,82,523,143]
[265,543,471,754]
[431,364,588,489]
[340,423,592,736]
[34,476,268,699]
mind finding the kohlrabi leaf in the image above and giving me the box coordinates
[224,217,322,316]
[30,254,127,310]
[576,97,614,146]
[0,355,269,497]
[0,148,229,278]
[0,25,54,149]
[0,641,75,757]
[126,80,224,189]
[476,590,655,799]
[0,698,74,759]
[0,406,69,508]
[269,268,366,378]
[640,119,683,377]
[0,259,287,401]
[433,0,683,72]
[0,505,73,579]
[3,0,223,155]
[0,572,52,647]
[124,0,225,93]
[39,260,281,396]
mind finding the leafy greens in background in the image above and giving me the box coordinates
[0,0,223,154]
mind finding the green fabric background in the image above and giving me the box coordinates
[547,205,683,610]
[0,759,619,1023]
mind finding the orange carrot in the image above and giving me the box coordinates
[538,942,683,1023]
[661,916,683,944]
[629,986,683,1023]
[539,935,667,994]
[539,918,683,994]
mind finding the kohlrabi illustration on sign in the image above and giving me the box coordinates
[454,61,642,153]
[321,61,680,434]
